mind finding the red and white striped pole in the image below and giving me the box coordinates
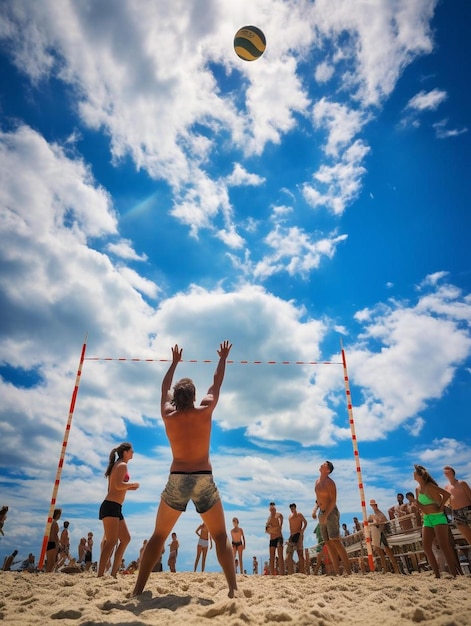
[341,341,375,572]
[38,336,88,570]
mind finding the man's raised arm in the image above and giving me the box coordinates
[161,344,182,415]
[201,340,232,406]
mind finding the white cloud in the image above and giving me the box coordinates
[350,278,471,441]
[225,163,266,187]
[106,240,148,262]
[312,98,367,158]
[406,88,447,112]
[0,0,440,251]
[302,139,370,215]
[312,0,437,106]
[433,119,468,139]
[315,61,335,83]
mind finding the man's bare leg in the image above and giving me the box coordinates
[132,500,181,596]
[201,500,237,598]
[331,539,351,574]
[325,542,340,575]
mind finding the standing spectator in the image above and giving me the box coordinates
[78,537,87,566]
[84,532,94,571]
[286,503,307,574]
[194,522,212,572]
[55,520,71,570]
[152,546,165,572]
[314,461,351,575]
[400,492,422,529]
[230,518,246,575]
[97,442,139,577]
[368,500,400,574]
[443,466,471,546]
[388,493,405,521]
[414,464,460,577]
[132,342,237,599]
[342,523,350,537]
[167,532,179,572]
[252,556,258,574]
[352,517,362,533]
[46,508,61,572]
[265,502,285,575]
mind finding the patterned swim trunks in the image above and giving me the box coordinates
[161,472,220,514]
[319,505,341,541]
[453,505,471,527]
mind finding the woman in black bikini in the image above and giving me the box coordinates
[97,442,139,577]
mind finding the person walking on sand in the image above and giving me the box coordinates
[132,341,237,598]
[46,508,61,572]
[231,517,246,575]
[97,442,139,577]
[194,522,212,572]
[313,461,351,575]
[266,502,285,575]
[414,464,460,577]
[168,532,179,572]
[443,466,471,546]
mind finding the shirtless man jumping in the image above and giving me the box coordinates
[132,341,237,598]
[313,461,351,575]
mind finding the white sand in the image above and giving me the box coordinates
[0,570,470,625]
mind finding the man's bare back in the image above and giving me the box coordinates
[163,408,213,472]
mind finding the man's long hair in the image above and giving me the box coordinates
[172,378,196,410]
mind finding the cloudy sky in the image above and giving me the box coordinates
[1,0,470,573]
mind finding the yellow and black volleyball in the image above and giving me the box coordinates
[234,25,266,61]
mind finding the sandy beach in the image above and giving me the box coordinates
[1,570,470,625]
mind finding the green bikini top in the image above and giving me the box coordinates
[418,492,436,505]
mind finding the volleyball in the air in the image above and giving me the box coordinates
[233,25,266,61]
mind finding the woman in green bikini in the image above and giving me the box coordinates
[414,464,460,577]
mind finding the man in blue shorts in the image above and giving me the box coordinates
[132,341,237,598]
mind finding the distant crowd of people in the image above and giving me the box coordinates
[2,341,470,588]
[2,462,470,579]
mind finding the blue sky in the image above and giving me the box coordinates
[0,0,470,573]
